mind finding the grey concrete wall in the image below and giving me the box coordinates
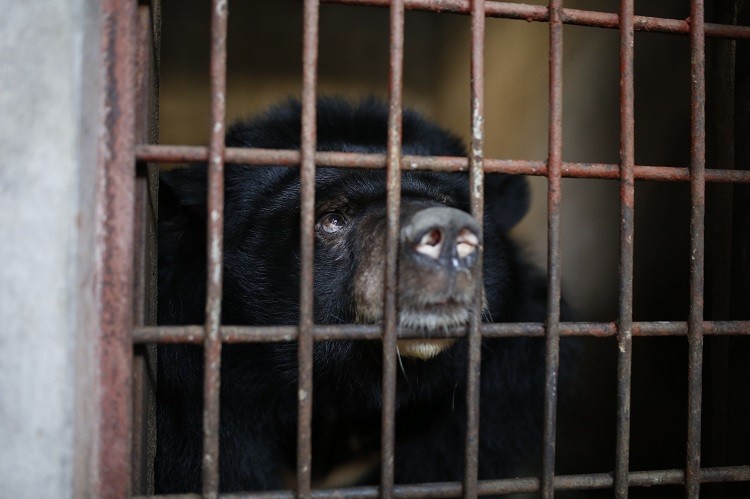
[0,0,101,497]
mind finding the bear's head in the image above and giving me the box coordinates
[158,98,530,406]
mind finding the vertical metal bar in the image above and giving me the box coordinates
[203,0,228,496]
[464,0,485,497]
[382,0,405,497]
[297,0,320,497]
[542,1,563,497]
[97,0,137,497]
[614,0,635,497]
[132,1,160,493]
[686,0,706,497]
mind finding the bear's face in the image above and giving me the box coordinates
[314,171,482,361]
[221,166,484,362]
[158,99,530,403]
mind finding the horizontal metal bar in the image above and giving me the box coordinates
[134,464,750,498]
[137,145,750,183]
[133,321,750,344]
[313,0,750,39]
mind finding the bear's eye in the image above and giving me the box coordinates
[316,213,347,234]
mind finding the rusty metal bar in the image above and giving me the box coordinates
[614,0,635,496]
[202,0,228,495]
[136,145,750,183]
[686,0,706,497]
[137,465,750,499]
[97,0,137,497]
[381,1,405,496]
[464,0,485,496]
[133,320,750,344]
[542,1,564,497]
[297,0,320,497]
[316,0,750,39]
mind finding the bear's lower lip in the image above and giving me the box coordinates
[394,305,470,360]
[396,339,457,360]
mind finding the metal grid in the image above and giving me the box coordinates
[97,0,750,497]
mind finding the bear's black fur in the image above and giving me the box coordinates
[155,98,569,493]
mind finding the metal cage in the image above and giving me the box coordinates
[94,0,750,497]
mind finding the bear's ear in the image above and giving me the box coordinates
[484,173,530,231]
[159,165,208,219]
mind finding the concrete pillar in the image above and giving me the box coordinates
[0,1,102,497]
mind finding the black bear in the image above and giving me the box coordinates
[155,98,567,493]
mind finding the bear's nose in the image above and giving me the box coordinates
[401,207,481,268]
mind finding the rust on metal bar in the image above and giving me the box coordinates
[133,321,750,344]
[464,0,486,496]
[203,0,228,495]
[135,145,750,184]
[686,1,707,497]
[381,1,405,496]
[133,465,750,498]
[97,0,137,497]
[297,0,320,497]
[542,1,564,497]
[317,0,750,39]
[615,0,635,496]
